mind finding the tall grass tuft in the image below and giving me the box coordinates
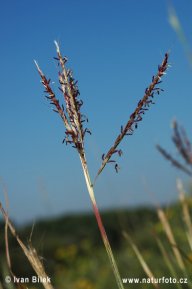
[124,178,192,289]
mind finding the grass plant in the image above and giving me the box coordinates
[34,42,168,288]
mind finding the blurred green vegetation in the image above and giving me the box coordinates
[0,202,192,289]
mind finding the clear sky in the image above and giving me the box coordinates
[0,0,192,223]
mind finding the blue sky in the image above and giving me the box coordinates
[0,0,192,223]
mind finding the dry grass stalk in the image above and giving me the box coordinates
[168,4,192,66]
[154,234,183,289]
[157,207,185,271]
[157,120,192,176]
[177,179,192,250]
[4,209,14,279]
[0,203,54,289]
[123,232,160,289]
[96,53,169,178]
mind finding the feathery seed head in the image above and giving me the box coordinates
[96,53,169,178]
[35,42,90,157]
[157,120,192,176]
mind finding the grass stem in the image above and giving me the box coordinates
[79,155,124,289]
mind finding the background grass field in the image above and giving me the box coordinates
[1,196,192,289]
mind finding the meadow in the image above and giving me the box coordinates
[1,199,192,289]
